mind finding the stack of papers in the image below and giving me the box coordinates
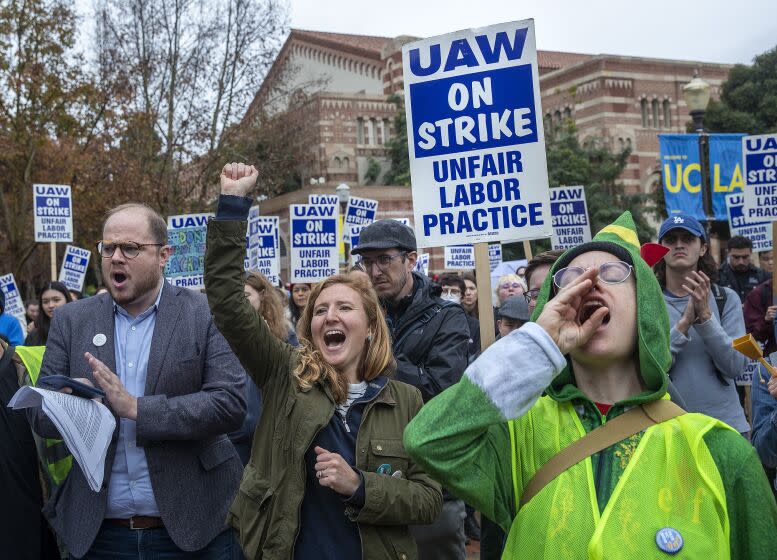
[9,386,115,491]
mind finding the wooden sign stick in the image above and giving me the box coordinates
[474,242,496,352]
[50,242,57,281]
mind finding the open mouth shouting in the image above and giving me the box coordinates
[111,270,129,290]
[578,298,611,326]
[323,329,347,350]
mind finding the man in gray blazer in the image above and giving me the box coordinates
[29,203,246,559]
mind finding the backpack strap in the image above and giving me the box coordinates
[711,283,726,319]
[518,400,685,510]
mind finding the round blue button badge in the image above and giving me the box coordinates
[655,527,684,554]
[376,463,391,474]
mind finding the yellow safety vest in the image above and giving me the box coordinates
[15,345,73,486]
[504,397,731,559]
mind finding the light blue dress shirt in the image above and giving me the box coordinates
[105,283,164,518]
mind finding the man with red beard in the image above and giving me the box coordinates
[28,203,246,559]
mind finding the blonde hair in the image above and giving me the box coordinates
[293,273,395,403]
[245,271,287,341]
[495,273,526,303]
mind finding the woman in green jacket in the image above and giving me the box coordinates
[404,212,777,559]
[204,162,441,560]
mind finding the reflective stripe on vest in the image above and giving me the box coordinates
[504,397,731,559]
[16,345,73,486]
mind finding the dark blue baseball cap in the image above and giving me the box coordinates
[658,214,706,242]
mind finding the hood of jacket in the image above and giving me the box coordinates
[531,211,672,407]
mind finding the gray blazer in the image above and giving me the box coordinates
[30,282,246,557]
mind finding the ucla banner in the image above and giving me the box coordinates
[660,134,745,221]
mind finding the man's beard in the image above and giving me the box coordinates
[107,268,161,307]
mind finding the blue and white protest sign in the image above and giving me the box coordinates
[735,359,759,386]
[247,215,281,285]
[33,184,73,242]
[309,194,340,208]
[58,245,91,292]
[742,133,777,221]
[0,273,26,330]
[414,253,430,276]
[402,19,552,248]
[550,185,592,250]
[444,245,475,269]
[725,194,772,251]
[165,213,212,289]
[489,243,502,272]
[290,204,339,282]
[393,218,412,226]
[344,196,378,244]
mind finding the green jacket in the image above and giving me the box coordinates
[205,219,442,560]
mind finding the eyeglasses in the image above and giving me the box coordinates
[357,252,407,272]
[499,282,522,290]
[96,240,163,259]
[553,261,633,290]
[524,289,540,303]
[441,286,462,296]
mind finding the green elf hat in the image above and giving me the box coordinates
[532,211,672,404]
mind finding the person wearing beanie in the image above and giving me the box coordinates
[654,213,750,435]
[404,212,777,558]
[0,290,24,347]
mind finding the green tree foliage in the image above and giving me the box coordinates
[545,124,656,243]
[382,94,410,186]
[705,46,777,134]
[364,158,381,185]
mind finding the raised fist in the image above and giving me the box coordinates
[220,162,259,197]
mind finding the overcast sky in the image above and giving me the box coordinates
[290,0,775,65]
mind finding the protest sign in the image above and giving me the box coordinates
[34,184,73,243]
[290,203,339,283]
[489,243,502,272]
[725,194,772,251]
[742,133,777,221]
[402,19,552,248]
[58,245,91,292]
[414,253,430,276]
[0,273,26,330]
[344,196,378,244]
[393,218,412,226]
[247,215,281,285]
[165,213,212,290]
[444,245,475,269]
[550,185,592,250]
[735,359,759,386]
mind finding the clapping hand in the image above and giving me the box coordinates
[681,271,712,323]
[220,162,259,197]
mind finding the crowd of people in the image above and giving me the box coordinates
[1,161,777,560]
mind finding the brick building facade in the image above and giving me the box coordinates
[245,29,732,274]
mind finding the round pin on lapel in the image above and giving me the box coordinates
[93,333,107,347]
[655,527,683,554]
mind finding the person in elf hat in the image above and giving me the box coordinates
[404,212,777,558]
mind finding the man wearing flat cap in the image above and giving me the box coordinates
[497,295,530,338]
[353,219,471,560]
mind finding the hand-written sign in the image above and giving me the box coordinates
[165,213,212,290]
[402,19,551,247]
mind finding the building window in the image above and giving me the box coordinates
[383,119,391,142]
[563,107,571,121]
[334,157,341,169]
[544,113,552,135]
[652,99,660,128]
[357,118,365,144]
[377,120,384,145]
[554,110,562,127]
[366,119,375,145]
[641,99,648,128]
[663,100,672,129]
[343,157,350,169]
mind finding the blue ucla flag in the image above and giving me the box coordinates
[660,134,744,221]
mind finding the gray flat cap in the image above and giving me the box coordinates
[498,295,530,322]
[351,219,416,255]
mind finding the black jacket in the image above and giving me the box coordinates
[384,273,471,403]
[718,262,770,303]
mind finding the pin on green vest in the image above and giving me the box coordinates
[15,345,73,486]
[507,212,734,558]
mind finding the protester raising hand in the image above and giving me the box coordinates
[220,162,258,196]
[535,267,608,355]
